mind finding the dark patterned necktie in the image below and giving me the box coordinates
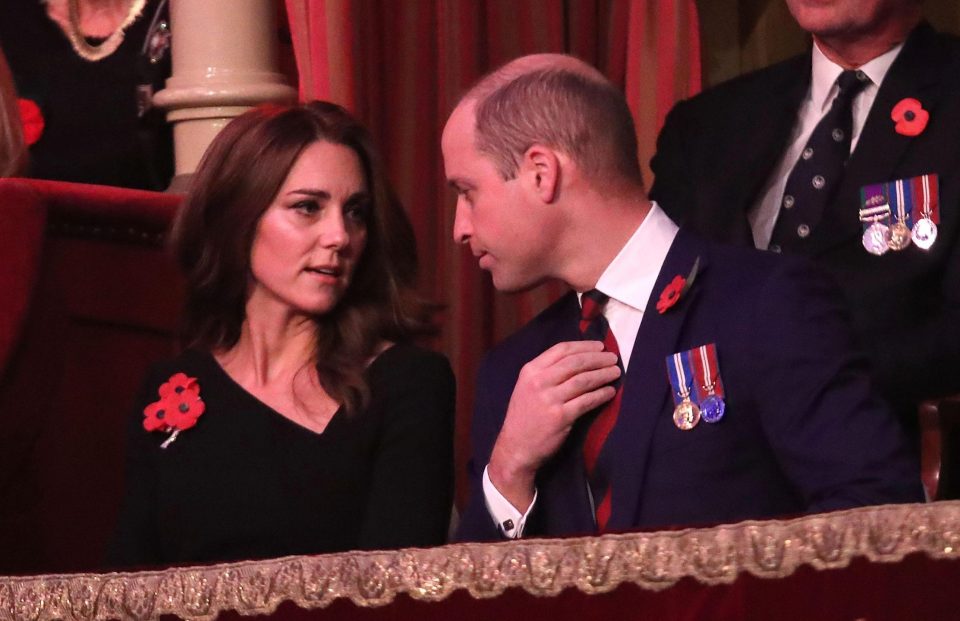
[769,69,870,252]
[579,289,623,532]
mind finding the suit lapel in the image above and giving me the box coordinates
[602,229,707,531]
[806,22,944,256]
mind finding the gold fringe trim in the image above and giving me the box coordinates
[1,501,959,620]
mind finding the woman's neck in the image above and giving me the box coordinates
[45,0,136,38]
[216,311,341,434]
[219,311,317,388]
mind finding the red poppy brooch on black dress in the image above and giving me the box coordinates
[143,373,205,448]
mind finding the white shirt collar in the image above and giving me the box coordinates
[578,202,679,311]
[810,40,903,113]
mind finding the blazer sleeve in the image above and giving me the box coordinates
[357,348,455,550]
[749,258,925,511]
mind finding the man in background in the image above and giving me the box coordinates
[651,0,960,445]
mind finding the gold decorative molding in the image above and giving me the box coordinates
[2,501,959,620]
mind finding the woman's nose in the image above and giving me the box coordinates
[320,209,349,249]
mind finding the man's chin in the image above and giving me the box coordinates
[490,271,547,294]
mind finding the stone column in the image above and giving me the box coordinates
[154,0,297,187]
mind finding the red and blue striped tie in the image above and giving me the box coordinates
[579,289,623,532]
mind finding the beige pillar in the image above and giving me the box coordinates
[154,0,297,183]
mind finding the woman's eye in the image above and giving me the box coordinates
[292,200,320,215]
[344,202,370,224]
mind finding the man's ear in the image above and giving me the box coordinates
[520,144,561,203]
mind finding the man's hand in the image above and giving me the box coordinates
[488,340,620,513]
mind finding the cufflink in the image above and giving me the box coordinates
[501,519,515,533]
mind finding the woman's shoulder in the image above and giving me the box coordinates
[367,342,453,388]
[371,341,450,371]
[140,349,216,385]
[366,343,454,425]
[134,349,225,408]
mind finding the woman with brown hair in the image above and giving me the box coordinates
[110,101,454,566]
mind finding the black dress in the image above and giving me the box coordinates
[109,343,455,568]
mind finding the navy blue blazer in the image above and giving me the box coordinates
[650,22,960,424]
[457,228,923,541]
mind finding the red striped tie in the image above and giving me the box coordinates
[579,289,623,532]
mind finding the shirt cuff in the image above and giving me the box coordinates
[482,464,537,539]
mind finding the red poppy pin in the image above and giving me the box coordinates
[656,257,700,314]
[143,372,205,448]
[17,98,44,146]
[891,98,928,137]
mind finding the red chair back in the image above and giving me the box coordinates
[0,179,183,574]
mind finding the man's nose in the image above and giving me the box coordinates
[452,202,472,244]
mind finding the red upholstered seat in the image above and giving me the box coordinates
[0,179,183,574]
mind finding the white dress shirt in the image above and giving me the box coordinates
[482,203,680,537]
[748,41,903,250]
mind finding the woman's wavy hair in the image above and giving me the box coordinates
[173,101,437,413]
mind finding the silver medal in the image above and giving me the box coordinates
[862,221,891,256]
[912,218,938,250]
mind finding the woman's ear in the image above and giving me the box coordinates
[520,144,560,203]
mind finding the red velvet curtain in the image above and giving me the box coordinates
[285,0,700,506]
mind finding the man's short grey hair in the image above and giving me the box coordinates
[469,65,644,188]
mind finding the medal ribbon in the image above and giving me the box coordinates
[690,344,724,403]
[891,179,913,228]
[666,351,694,406]
[910,173,940,224]
[858,183,890,235]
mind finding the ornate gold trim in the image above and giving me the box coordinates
[2,501,958,620]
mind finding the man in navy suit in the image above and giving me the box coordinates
[444,54,922,542]
[651,0,960,442]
